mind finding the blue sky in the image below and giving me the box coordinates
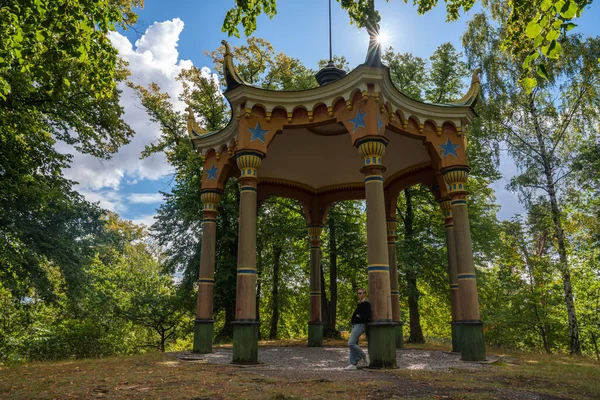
[61,1,600,226]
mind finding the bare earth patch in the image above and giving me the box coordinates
[177,347,490,372]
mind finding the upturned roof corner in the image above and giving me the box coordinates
[450,68,482,108]
[221,40,248,92]
[186,105,209,139]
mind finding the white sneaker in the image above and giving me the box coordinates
[344,364,357,370]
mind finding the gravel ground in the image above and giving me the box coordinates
[177,346,492,372]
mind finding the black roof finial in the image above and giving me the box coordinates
[315,0,347,86]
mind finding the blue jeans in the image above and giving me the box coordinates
[348,324,366,365]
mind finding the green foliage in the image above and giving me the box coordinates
[383,48,428,100]
[0,0,143,100]
[0,212,183,362]
[222,0,277,37]
[208,37,318,90]
[464,5,600,354]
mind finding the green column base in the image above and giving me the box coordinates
[394,322,404,349]
[232,320,259,364]
[193,319,214,353]
[308,322,323,347]
[451,321,461,353]
[367,321,397,368]
[460,321,486,361]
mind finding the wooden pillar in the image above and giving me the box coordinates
[307,224,324,346]
[442,167,486,361]
[232,151,263,364]
[386,218,404,348]
[193,190,222,353]
[357,137,396,368]
[439,198,461,353]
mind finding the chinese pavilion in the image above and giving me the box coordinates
[187,30,486,367]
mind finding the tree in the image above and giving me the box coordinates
[382,49,427,100]
[1,1,141,302]
[425,42,468,103]
[0,0,142,100]
[463,2,600,354]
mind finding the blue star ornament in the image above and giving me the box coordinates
[439,138,460,158]
[248,122,269,143]
[205,163,219,181]
[349,109,367,133]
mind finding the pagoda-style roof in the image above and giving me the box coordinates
[188,37,480,224]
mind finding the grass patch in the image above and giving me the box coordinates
[0,352,382,399]
[1,341,598,399]
[391,346,600,399]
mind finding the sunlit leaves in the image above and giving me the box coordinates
[0,0,143,100]
[222,0,277,37]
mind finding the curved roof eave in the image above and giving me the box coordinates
[189,43,480,154]
[222,63,478,122]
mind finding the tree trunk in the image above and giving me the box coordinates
[531,99,581,355]
[160,329,166,352]
[521,240,551,354]
[591,332,599,361]
[407,274,424,343]
[403,189,424,343]
[269,244,282,340]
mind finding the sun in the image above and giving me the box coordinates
[376,31,389,45]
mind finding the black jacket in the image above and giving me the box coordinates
[351,301,371,324]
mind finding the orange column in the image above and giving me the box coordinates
[386,218,404,348]
[232,150,263,364]
[356,137,396,368]
[442,166,485,361]
[193,190,222,353]
[307,224,324,346]
[439,198,461,353]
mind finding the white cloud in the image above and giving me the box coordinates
[58,18,206,221]
[131,213,158,228]
[128,193,164,204]
[77,188,127,214]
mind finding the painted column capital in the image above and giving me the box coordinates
[356,136,389,172]
[236,150,264,180]
[438,198,454,226]
[307,224,324,245]
[201,189,223,209]
[442,166,470,198]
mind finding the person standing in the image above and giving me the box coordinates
[345,288,371,369]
